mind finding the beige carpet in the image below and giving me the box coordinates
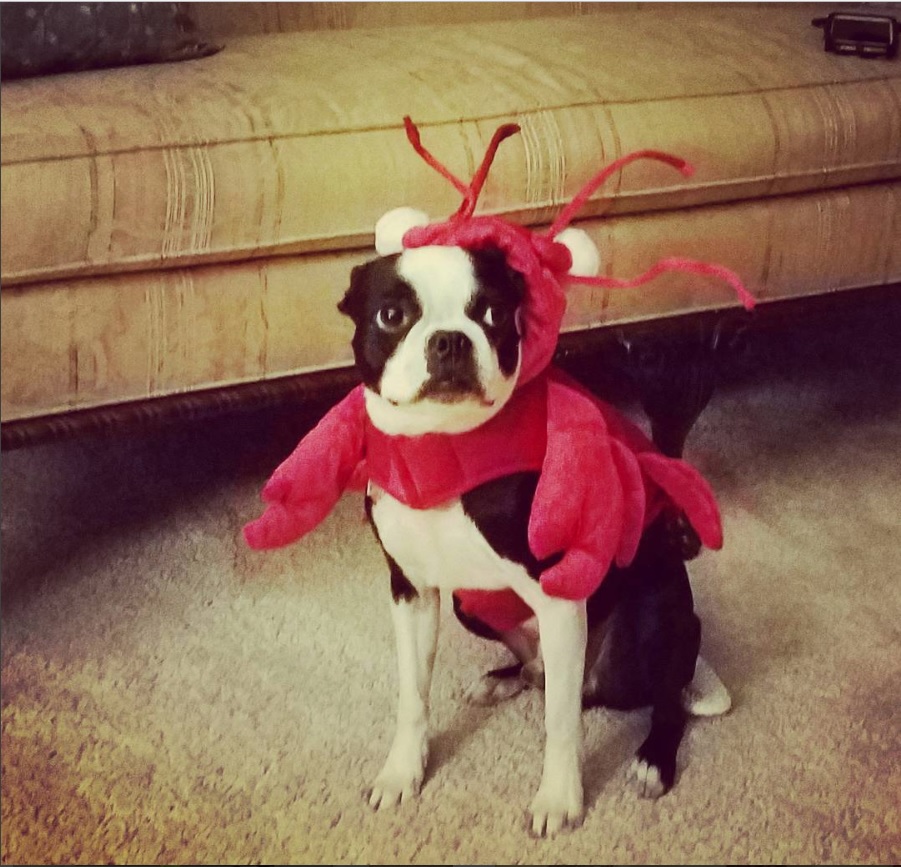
[2,298,900,865]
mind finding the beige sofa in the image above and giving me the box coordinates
[2,2,900,447]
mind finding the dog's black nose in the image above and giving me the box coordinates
[428,330,472,363]
[426,331,477,389]
[424,330,480,399]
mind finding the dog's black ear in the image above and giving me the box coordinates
[473,246,526,303]
[500,255,526,299]
[338,263,368,319]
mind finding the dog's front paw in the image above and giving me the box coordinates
[365,767,423,811]
[626,756,670,799]
[364,735,429,811]
[528,776,584,837]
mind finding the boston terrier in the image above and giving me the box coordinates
[337,243,732,837]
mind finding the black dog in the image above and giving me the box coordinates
[339,243,730,836]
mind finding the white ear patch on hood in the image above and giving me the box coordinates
[555,227,601,278]
[375,207,431,256]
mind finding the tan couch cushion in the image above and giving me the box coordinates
[4,181,898,422]
[3,3,900,286]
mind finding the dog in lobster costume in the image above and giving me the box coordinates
[245,118,753,835]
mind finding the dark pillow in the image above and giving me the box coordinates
[0,2,221,80]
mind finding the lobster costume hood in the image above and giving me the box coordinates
[244,118,755,632]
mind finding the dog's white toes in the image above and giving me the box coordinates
[627,757,666,800]
[531,810,584,837]
[365,769,423,811]
[527,801,584,838]
[528,784,584,837]
[366,737,428,811]
[464,673,525,706]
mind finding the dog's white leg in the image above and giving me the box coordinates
[366,587,440,810]
[528,596,587,837]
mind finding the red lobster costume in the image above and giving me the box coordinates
[244,119,756,632]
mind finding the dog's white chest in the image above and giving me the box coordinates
[369,485,530,593]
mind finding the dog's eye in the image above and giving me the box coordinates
[482,304,508,329]
[375,305,408,332]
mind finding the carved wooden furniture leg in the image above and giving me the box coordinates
[616,312,750,459]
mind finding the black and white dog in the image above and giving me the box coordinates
[338,244,731,836]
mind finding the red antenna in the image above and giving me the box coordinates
[403,117,521,218]
[459,122,521,218]
[548,150,693,238]
[403,117,469,197]
[401,118,755,311]
[575,256,756,310]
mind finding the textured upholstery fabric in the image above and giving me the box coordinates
[2,2,900,423]
[3,4,900,285]
[187,0,621,36]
